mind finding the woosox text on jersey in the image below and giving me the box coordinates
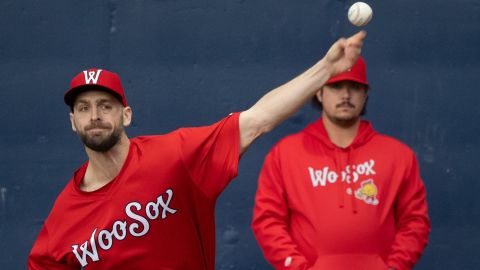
[71,188,177,267]
[308,159,376,187]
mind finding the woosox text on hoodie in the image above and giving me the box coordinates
[308,159,376,187]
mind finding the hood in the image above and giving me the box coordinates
[304,117,376,150]
[303,117,377,213]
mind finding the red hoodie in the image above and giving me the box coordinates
[252,118,430,270]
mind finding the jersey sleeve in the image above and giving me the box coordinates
[178,112,240,199]
[386,153,431,270]
[28,225,76,270]
[252,147,312,270]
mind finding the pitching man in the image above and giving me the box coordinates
[28,32,366,269]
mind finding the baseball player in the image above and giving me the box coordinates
[252,56,431,270]
[28,32,366,269]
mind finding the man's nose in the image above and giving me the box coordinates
[339,87,351,98]
[90,107,101,120]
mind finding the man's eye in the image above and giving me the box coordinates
[351,84,364,91]
[79,106,89,112]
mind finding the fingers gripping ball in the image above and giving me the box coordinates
[348,2,373,27]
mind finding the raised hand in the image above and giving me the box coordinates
[324,31,367,78]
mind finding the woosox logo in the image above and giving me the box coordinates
[308,159,376,187]
[83,69,102,84]
[71,188,177,267]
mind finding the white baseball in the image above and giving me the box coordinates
[348,2,373,27]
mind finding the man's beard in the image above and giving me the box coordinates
[77,121,124,152]
[325,101,361,127]
[328,114,360,127]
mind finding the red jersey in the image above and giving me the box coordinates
[252,118,430,270]
[29,113,240,270]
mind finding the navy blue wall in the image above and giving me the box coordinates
[1,0,479,269]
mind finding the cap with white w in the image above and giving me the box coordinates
[64,68,128,108]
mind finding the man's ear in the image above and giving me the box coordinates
[69,112,77,132]
[122,106,132,127]
[363,88,369,101]
[315,88,323,103]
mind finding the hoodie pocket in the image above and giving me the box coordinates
[310,254,388,270]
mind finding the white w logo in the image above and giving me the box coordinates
[83,69,103,84]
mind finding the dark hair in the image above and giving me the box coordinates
[311,86,369,116]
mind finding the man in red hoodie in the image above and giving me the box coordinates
[252,57,431,270]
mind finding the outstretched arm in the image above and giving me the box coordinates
[239,31,366,154]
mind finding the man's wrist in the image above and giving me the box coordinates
[317,58,335,80]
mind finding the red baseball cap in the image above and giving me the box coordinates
[325,56,368,86]
[64,68,128,108]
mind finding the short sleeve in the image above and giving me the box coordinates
[179,113,240,199]
[28,225,76,270]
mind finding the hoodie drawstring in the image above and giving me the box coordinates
[335,146,358,214]
[348,147,358,214]
[334,148,345,209]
